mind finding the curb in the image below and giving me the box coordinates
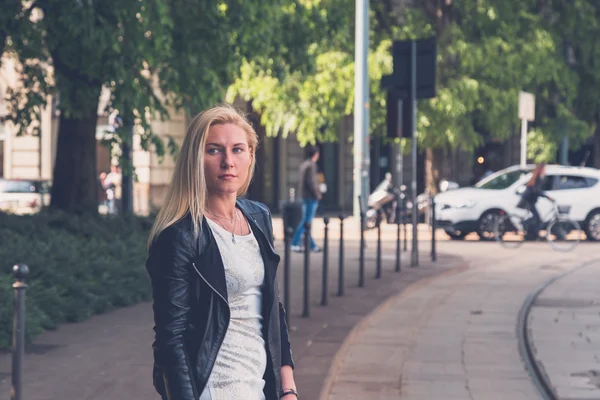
[318,258,470,400]
[516,258,600,400]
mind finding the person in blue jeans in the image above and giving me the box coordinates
[291,145,322,252]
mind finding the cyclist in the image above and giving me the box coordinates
[518,163,554,238]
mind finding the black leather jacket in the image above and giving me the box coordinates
[146,200,294,400]
[522,176,549,205]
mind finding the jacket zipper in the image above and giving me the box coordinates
[191,262,229,306]
[191,261,231,397]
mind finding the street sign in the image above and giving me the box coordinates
[518,91,535,122]
[518,91,535,168]
[384,38,437,139]
[381,38,437,100]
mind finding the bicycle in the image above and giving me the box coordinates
[493,199,581,252]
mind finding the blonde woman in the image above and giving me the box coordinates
[146,104,297,400]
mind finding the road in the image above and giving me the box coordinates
[325,240,600,400]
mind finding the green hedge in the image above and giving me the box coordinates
[0,210,154,348]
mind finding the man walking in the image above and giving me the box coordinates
[104,165,122,215]
[291,145,322,253]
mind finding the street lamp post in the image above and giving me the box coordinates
[353,0,370,220]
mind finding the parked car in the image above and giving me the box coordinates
[0,178,51,215]
[435,164,600,241]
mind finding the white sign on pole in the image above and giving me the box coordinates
[519,91,535,122]
[518,91,535,168]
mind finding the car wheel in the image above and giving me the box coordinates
[477,210,501,241]
[444,229,468,240]
[584,209,600,241]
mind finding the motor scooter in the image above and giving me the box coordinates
[365,173,408,229]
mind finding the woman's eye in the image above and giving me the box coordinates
[233,148,243,153]
[207,148,220,154]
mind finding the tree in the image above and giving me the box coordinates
[548,0,600,168]
[2,0,296,214]
[412,0,588,191]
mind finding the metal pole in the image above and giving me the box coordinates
[520,118,528,168]
[410,39,419,267]
[403,213,408,251]
[376,210,382,279]
[283,227,293,325]
[337,214,345,296]
[396,100,404,189]
[358,196,365,287]
[560,135,569,166]
[321,218,330,306]
[11,264,29,400]
[120,110,134,215]
[396,196,401,272]
[396,102,405,259]
[431,196,437,262]
[353,0,370,219]
[302,222,311,318]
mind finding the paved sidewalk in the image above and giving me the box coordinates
[324,241,600,400]
[528,260,600,399]
[0,216,460,400]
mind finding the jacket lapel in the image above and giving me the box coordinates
[194,217,229,303]
[237,202,280,279]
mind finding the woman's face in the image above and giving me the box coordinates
[204,123,252,196]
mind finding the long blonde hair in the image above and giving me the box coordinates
[148,104,258,247]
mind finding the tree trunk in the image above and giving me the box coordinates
[50,94,100,214]
[425,146,452,195]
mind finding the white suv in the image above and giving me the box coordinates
[435,164,600,241]
[0,178,51,215]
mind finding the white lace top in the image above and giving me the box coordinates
[200,218,267,400]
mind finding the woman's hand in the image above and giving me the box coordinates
[280,394,298,400]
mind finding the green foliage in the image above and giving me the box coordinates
[228,50,358,146]
[0,2,50,135]
[549,0,600,150]
[2,0,300,164]
[410,2,586,151]
[0,211,152,348]
[4,0,600,173]
[227,0,358,146]
[227,0,598,158]
[527,129,557,163]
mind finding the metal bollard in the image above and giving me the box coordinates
[321,217,330,306]
[302,222,311,318]
[376,210,382,279]
[283,227,293,325]
[431,196,437,262]
[337,214,345,296]
[11,264,29,400]
[358,196,365,288]
[402,196,408,252]
[396,201,402,272]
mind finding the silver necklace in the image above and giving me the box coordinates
[206,208,238,244]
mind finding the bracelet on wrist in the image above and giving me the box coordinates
[279,388,299,398]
